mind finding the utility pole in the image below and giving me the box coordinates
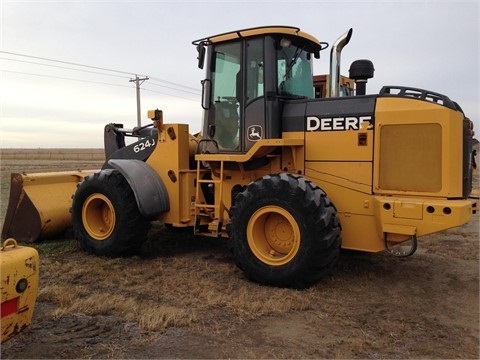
[129,75,149,127]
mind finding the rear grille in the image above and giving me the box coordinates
[379,123,442,192]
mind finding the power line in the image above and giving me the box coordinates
[141,87,197,102]
[0,50,201,95]
[1,69,134,89]
[0,57,131,79]
[148,81,200,95]
[0,50,143,77]
[1,69,199,101]
[1,69,201,103]
[149,76,200,93]
[1,50,203,105]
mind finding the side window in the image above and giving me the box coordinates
[245,38,264,104]
[210,42,241,150]
[277,45,314,98]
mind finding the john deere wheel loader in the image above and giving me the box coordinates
[2,26,477,288]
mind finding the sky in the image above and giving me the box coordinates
[0,0,478,148]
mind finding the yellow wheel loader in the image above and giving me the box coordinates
[2,26,478,288]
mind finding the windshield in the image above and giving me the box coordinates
[277,45,314,98]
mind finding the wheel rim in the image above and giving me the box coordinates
[247,206,300,266]
[82,194,115,240]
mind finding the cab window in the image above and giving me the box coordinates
[277,44,314,98]
[210,42,241,150]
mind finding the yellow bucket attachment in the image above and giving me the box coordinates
[2,170,96,243]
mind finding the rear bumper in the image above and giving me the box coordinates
[374,195,476,238]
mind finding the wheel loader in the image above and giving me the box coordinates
[2,26,478,288]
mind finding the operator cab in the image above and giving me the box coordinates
[194,26,328,153]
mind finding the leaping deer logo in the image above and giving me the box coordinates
[248,125,262,141]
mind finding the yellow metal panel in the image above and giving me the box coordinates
[374,196,474,237]
[374,97,464,197]
[393,200,423,220]
[195,138,304,163]
[305,165,475,252]
[305,130,373,161]
[206,26,322,46]
[304,168,383,252]
[382,224,416,236]
[147,124,196,226]
[305,161,372,195]
[337,212,384,252]
[1,239,39,343]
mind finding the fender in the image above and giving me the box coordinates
[107,159,170,217]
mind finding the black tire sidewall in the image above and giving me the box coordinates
[72,170,148,256]
[230,174,340,287]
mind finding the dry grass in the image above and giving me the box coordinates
[35,230,318,333]
[0,148,104,161]
[28,220,478,358]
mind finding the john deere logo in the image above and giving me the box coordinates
[247,125,262,141]
[306,115,373,131]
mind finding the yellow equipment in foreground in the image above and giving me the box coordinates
[1,239,39,342]
[2,26,478,288]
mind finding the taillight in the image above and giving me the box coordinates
[1,298,18,318]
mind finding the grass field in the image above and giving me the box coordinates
[0,148,104,160]
[0,149,104,222]
[1,150,478,359]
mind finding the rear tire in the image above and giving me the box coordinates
[72,170,149,256]
[229,173,341,288]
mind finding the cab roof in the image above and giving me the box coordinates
[192,25,328,55]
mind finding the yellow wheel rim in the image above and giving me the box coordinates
[247,206,300,266]
[82,194,115,240]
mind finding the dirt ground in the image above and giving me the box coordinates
[1,157,479,359]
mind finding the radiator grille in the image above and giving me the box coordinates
[379,123,442,192]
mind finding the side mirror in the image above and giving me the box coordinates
[197,43,206,69]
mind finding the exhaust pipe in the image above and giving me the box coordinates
[329,28,353,97]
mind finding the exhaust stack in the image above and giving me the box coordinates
[329,28,353,98]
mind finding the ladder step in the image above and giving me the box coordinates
[196,179,222,184]
[194,158,225,236]
[195,204,217,210]
[208,219,221,232]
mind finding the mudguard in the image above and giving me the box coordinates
[107,159,169,217]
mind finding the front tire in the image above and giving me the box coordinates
[229,173,341,288]
[72,170,149,256]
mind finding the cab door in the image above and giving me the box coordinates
[204,41,242,152]
[203,37,268,153]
